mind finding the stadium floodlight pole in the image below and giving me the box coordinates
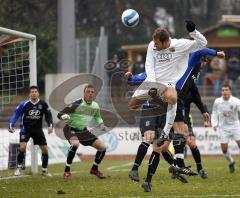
[0,27,38,175]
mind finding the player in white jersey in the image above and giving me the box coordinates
[128,21,207,143]
[211,84,240,173]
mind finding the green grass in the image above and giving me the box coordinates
[0,156,240,198]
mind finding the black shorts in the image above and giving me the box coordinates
[139,113,175,141]
[63,125,98,146]
[174,90,186,122]
[20,130,47,146]
[140,113,166,136]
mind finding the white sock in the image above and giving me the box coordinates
[17,164,23,169]
[224,151,234,163]
[163,103,177,135]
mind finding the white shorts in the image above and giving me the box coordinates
[219,128,240,144]
[132,80,175,100]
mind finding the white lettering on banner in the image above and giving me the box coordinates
[78,127,239,155]
[1,127,239,169]
[0,129,79,170]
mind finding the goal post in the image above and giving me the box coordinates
[0,27,38,175]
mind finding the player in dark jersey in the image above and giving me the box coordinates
[157,48,224,177]
[57,84,109,179]
[125,48,225,192]
[184,67,210,179]
[9,85,53,176]
[125,73,187,184]
[174,49,224,179]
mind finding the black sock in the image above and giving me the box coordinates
[92,149,106,170]
[162,150,173,165]
[65,145,78,172]
[191,146,202,171]
[41,154,48,169]
[173,134,186,168]
[145,151,160,183]
[173,158,177,166]
[175,156,185,168]
[17,151,25,166]
[132,142,149,171]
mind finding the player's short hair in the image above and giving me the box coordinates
[84,84,95,92]
[222,84,232,90]
[29,85,39,91]
[152,28,170,42]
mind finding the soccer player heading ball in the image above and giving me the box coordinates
[128,20,207,192]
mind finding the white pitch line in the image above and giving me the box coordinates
[107,162,133,170]
[0,175,30,180]
[52,170,83,176]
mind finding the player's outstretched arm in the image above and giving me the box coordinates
[181,20,207,53]
[127,72,146,86]
[57,100,81,120]
[194,48,225,60]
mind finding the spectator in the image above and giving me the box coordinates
[131,54,145,75]
[112,54,119,64]
[226,56,240,95]
[204,57,226,96]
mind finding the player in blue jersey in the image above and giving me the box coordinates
[125,48,225,192]
[9,86,53,176]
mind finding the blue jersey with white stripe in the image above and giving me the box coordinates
[9,100,29,133]
[176,48,216,90]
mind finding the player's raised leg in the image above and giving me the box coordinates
[162,87,178,135]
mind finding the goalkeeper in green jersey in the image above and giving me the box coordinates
[58,84,108,179]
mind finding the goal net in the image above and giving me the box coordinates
[0,27,38,177]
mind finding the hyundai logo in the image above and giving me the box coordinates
[28,110,40,116]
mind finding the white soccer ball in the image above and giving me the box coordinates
[121,9,139,27]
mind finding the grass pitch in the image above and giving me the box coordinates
[0,156,240,198]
